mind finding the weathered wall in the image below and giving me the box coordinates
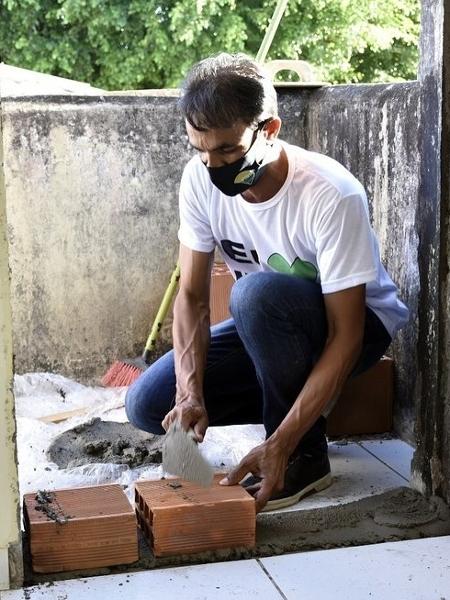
[411,0,450,504]
[3,96,185,380]
[3,88,419,434]
[282,84,421,442]
[439,0,450,506]
[3,90,419,402]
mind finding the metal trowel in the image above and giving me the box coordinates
[162,421,214,487]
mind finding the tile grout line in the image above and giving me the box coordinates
[256,558,289,600]
[356,442,410,482]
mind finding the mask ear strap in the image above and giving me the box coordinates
[258,118,273,131]
[255,119,274,145]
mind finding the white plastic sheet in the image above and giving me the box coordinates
[15,373,128,497]
[14,373,264,506]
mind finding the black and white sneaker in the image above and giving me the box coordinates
[242,452,332,511]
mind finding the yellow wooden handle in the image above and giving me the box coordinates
[143,262,180,357]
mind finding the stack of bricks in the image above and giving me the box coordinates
[135,474,256,557]
[23,484,139,573]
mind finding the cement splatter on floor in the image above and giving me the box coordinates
[48,419,164,469]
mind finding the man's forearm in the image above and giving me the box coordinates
[272,334,363,455]
[173,288,211,405]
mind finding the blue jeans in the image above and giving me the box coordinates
[125,273,391,455]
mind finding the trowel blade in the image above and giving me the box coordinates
[162,422,214,487]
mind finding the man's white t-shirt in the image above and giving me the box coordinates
[178,141,409,338]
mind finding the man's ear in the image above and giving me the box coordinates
[264,117,282,141]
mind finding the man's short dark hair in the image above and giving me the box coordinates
[179,53,278,131]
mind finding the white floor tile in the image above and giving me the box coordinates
[261,536,450,600]
[266,442,406,514]
[1,559,282,600]
[358,439,414,481]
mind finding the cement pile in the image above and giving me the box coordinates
[48,419,164,469]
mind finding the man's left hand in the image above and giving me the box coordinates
[219,438,289,512]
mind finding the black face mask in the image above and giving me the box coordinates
[206,122,271,196]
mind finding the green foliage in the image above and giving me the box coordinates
[0,0,420,90]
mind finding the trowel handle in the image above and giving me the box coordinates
[142,262,181,362]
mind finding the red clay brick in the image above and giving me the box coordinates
[210,262,234,325]
[23,484,139,573]
[327,356,394,436]
[135,474,255,557]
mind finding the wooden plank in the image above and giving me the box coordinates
[39,407,91,423]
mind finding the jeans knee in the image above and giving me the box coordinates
[124,378,166,435]
[124,350,176,434]
[230,272,274,321]
[230,272,324,321]
[124,383,142,427]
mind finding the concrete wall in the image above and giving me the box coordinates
[2,88,420,441]
[281,84,421,442]
[411,0,450,503]
[438,0,450,506]
[3,97,185,380]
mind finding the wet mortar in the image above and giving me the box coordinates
[33,490,71,524]
[47,419,164,469]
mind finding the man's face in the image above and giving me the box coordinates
[185,120,257,168]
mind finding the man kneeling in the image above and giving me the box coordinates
[125,53,408,512]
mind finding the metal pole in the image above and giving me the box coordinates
[256,0,290,64]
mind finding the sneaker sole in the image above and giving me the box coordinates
[262,472,332,512]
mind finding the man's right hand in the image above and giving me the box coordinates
[161,400,209,442]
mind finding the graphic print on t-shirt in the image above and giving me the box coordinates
[220,238,319,281]
[267,253,318,281]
